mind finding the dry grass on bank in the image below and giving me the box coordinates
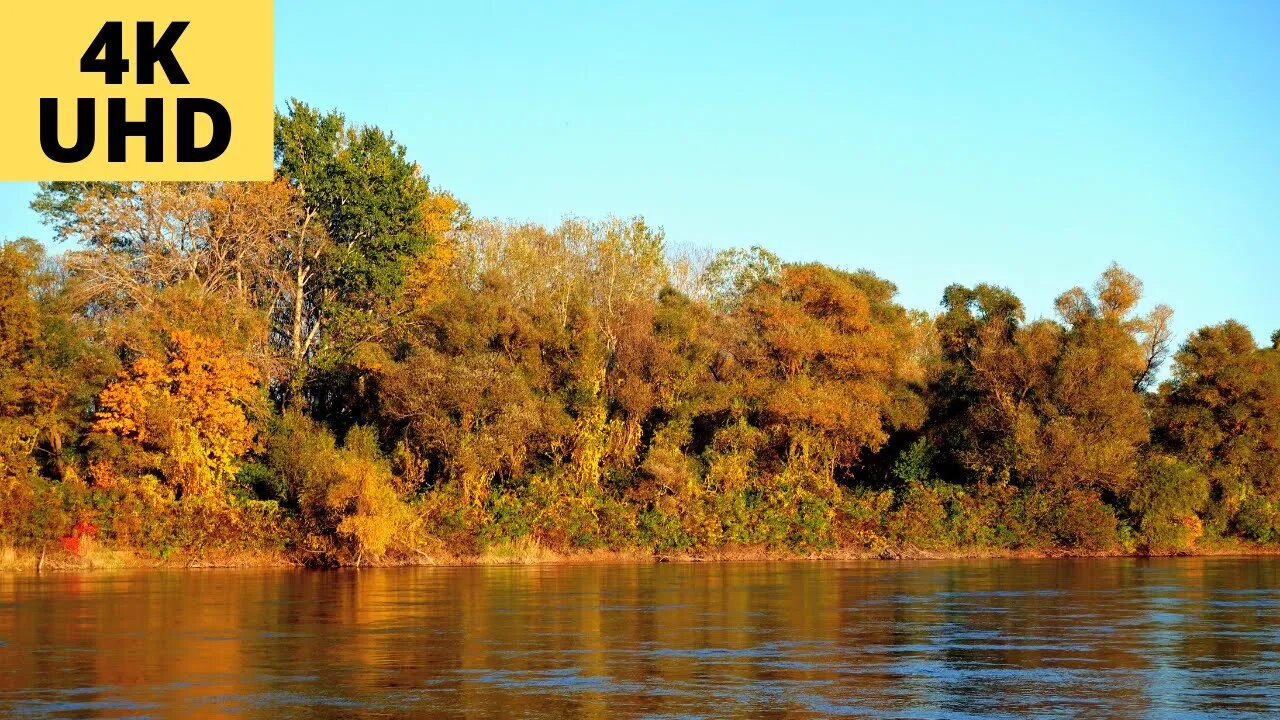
[0,544,297,573]
[6,540,1280,573]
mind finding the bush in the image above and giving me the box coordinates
[0,471,74,549]
[1051,488,1120,550]
[1236,496,1280,543]
[235,462,287,503]
[989,485,1120,550]
[167,497,289,556]
[265,413,415,562]
[892,438,937,484]
[1130,457,1209,553]
[886,480,949,549]
[837,487,893,550]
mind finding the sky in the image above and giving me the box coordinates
[2,0,1277,351]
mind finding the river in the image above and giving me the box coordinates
[2,558,1279,718]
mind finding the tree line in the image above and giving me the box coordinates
[2,100,1278,564]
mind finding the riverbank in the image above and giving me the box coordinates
[6,538,1280,573]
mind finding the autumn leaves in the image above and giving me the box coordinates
[93,330,258,499]
[1,100,1278,564]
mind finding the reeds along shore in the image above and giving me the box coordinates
[2,100,1279,568]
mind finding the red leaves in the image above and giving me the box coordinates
[58,520,98,557]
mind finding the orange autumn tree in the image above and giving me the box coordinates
[93,330,260,499]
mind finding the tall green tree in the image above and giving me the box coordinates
[1154,321,1280,537]
[274,99,438,420]
[275,99,433,310]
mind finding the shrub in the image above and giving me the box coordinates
[1130,457,1209,553]
[1051,488,1120,550]
[892,438,937,484]
[837,487,892,550]
[265,413,414,562]
[1236,496,1280,543]
[235,462,287,503]
[886,480,949,549]
[0,471,73,549]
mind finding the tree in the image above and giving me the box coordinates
[207,180,332,403]
[29,181,129,240]
[380,218,655,505]
[702,246,781,309]
[0,239,46,481]
[1154,320,1280,535]
[935,265,1167,494]
[275,100,456,418]
[275,99,433,311]
[1033,264,1167,496]
[0,239,110,479]
[92,330,262,499]
[0,239,114,549]
[730,263,926,476]
[925,265,1171,548]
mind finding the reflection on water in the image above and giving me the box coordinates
[1,559,1279,719]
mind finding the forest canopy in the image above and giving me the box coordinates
[2,100,1278,565]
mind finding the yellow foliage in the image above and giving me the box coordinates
[400,189,469,313]
[328,452,410,560]
[419,189,469,239]
[93,330,259,498]
[401,238,457,312]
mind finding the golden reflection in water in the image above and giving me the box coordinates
[1,558,1279,719]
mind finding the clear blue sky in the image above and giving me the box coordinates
[2,0,1277,349]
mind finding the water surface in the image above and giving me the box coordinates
[2,558,1279,718]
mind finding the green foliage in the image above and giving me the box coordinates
[892,438,937,484]
[275,99,432,309]
[1153,321,1280,535]
[1129,457,1209,553]
[703,245,781,308]
[235,462,287,503]
[1236,496,1280,543]
[30,181,130,239]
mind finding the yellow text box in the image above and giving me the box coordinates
[0,0,273,180]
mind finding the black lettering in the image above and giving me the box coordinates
[39,98,96,163]
[80,22,129,84]
[137,21,190,84]
[106,97,165,162]
[176,98,232,162]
